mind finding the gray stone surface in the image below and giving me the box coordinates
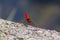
[0,19,60,40]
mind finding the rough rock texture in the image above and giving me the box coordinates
[0,19,60,40]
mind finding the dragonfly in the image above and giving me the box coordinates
[24,12,38,27]
[24,12,32,24]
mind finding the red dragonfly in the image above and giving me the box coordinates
[24,12,32,23]
[24,12,38,27]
